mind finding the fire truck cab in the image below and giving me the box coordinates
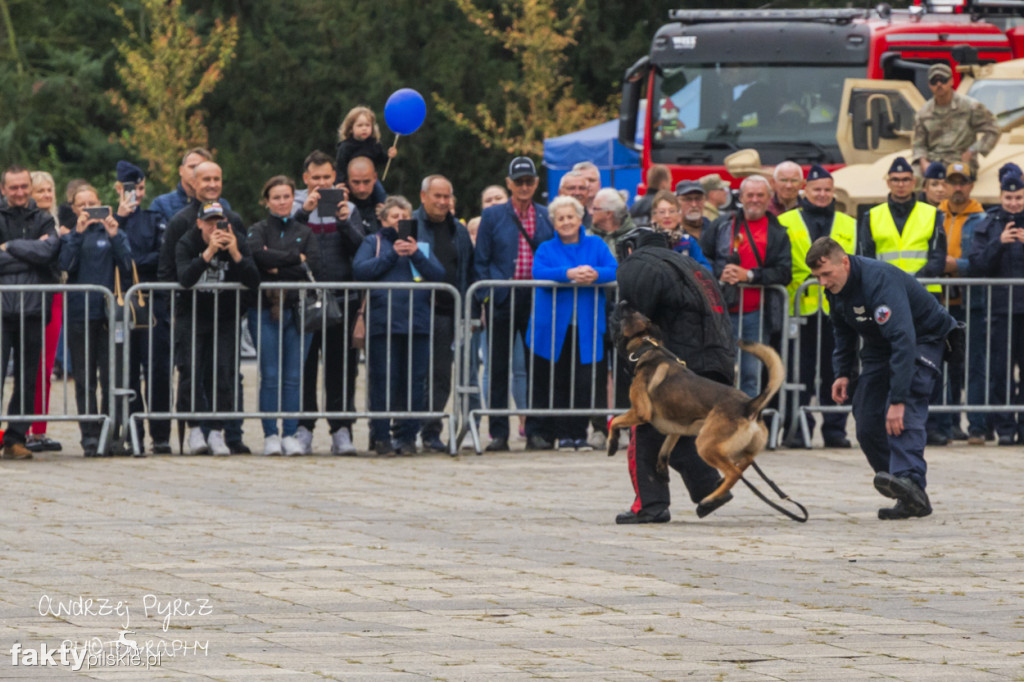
[619,1,1024,192]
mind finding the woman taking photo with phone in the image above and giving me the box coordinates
[59,184,132,456]
[247,175,322,456]
[353,195,444,457]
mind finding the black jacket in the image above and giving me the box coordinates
[0,203,60,317]
[335,138,388,182]
[175,224,260,331]
[247,214,322,308]
[615,234,735,383]
[116,207,166,282]
[292,203,365,300]
[158,199,246,283]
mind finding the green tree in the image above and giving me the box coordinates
[434,0,616,157]
[109,0,239,187]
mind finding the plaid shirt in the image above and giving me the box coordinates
[513,203,536,280]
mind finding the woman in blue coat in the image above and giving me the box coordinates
[353,195,445,456]
[526,196,617,450]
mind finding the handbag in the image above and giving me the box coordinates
[297,262,343,334]
[114,262,153,330]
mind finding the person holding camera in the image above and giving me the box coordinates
[969,171,1024,446]
[113,161,172,454]
[175,201,260,455]
[247,176,322,456]
[60,184,133,456]
[353,196,445,457]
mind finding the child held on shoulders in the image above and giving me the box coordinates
[335,106,396,205]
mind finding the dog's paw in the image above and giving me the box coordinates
[607,431,619,457]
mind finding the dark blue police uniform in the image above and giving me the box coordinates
[826,255,956,516]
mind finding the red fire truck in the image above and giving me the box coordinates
[617,1,1024,193]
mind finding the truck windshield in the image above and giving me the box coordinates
[965,79,1024,126]
[651,63,861,163]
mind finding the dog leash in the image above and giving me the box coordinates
[741,462,809,522]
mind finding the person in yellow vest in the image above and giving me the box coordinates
[932,162,989,445]
[858,156,947,297]
[778,165,855,449]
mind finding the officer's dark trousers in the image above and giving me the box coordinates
[987,313,1024,439]
[486,294,536,441]
[789,313,847,440]
[299,294,360,435]
[128,300,171,444]
[68,319,123,448]
[851,341,943,490]
[0,314,44,445]
[626,424,723,515]
[421,313,455,441]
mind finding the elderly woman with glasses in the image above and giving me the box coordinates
[525,195,617,451]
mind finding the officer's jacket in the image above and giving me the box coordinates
[859,197,946,294]
[967,206,1024,315]
[827,256,955,404]
[779,204,856,315]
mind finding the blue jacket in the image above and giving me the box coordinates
[672,233,710,269]
[352,228,446,336]
[473,201,554,305]
[59,223,133,322]
[827,255,956,404]
[115,207,166,282]
[526,230,617,363]
[149,183,232,223]
[968,206,1024,315]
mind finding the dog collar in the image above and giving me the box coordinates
[628,336,686,367]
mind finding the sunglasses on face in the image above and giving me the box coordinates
[929,76,950,86]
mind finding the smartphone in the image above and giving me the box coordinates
[122,181,137,205]
[84,206,111,221]
[397,219,416,241]
[216,220,229,231]
[316,188,347,218]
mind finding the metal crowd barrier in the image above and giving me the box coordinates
[457,280,624,454]
[0,284,118,453]
[788,276,1024,447]
[121,281,461,456]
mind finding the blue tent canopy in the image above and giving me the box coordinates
[542,119,642,205]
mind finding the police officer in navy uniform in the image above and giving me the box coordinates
[807,236,956,519]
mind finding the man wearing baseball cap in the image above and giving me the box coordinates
[934,161,987,445]
[472,156,554,451]
[912,62,998,177]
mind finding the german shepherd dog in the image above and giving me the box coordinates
[608,303,785,513]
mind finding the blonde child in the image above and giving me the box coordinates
[335,106,397,188]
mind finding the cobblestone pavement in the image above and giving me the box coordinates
[1,422,1023,680]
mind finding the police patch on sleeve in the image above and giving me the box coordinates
[874,305,891,325]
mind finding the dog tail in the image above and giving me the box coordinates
[739,340,784,419]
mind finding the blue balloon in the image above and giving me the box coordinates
[384,88,427,136]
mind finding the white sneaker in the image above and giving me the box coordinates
[588,431,607,450]
[295,426,314,455]
[188,427,209,455]
[262,434,282,456]
[281,435,304,456]
[207,430,230,456]
[331,427,357,456]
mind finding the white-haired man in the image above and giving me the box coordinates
[590,188,635,259]
[712,174,792,397]
[769,161,804,216]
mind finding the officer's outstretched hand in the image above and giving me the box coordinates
[886,404,905,437]
[831,377,849,405]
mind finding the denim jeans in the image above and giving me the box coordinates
[729,310,766,398]
[252,308,311,437]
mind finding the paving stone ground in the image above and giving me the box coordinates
[2,404,1023,681]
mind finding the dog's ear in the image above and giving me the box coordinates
[645,321,664,341]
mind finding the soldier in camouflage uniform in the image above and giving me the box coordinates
[912,63,999,177]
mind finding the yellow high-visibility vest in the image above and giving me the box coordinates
[868,201,941,293]
[779,208,857,315]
